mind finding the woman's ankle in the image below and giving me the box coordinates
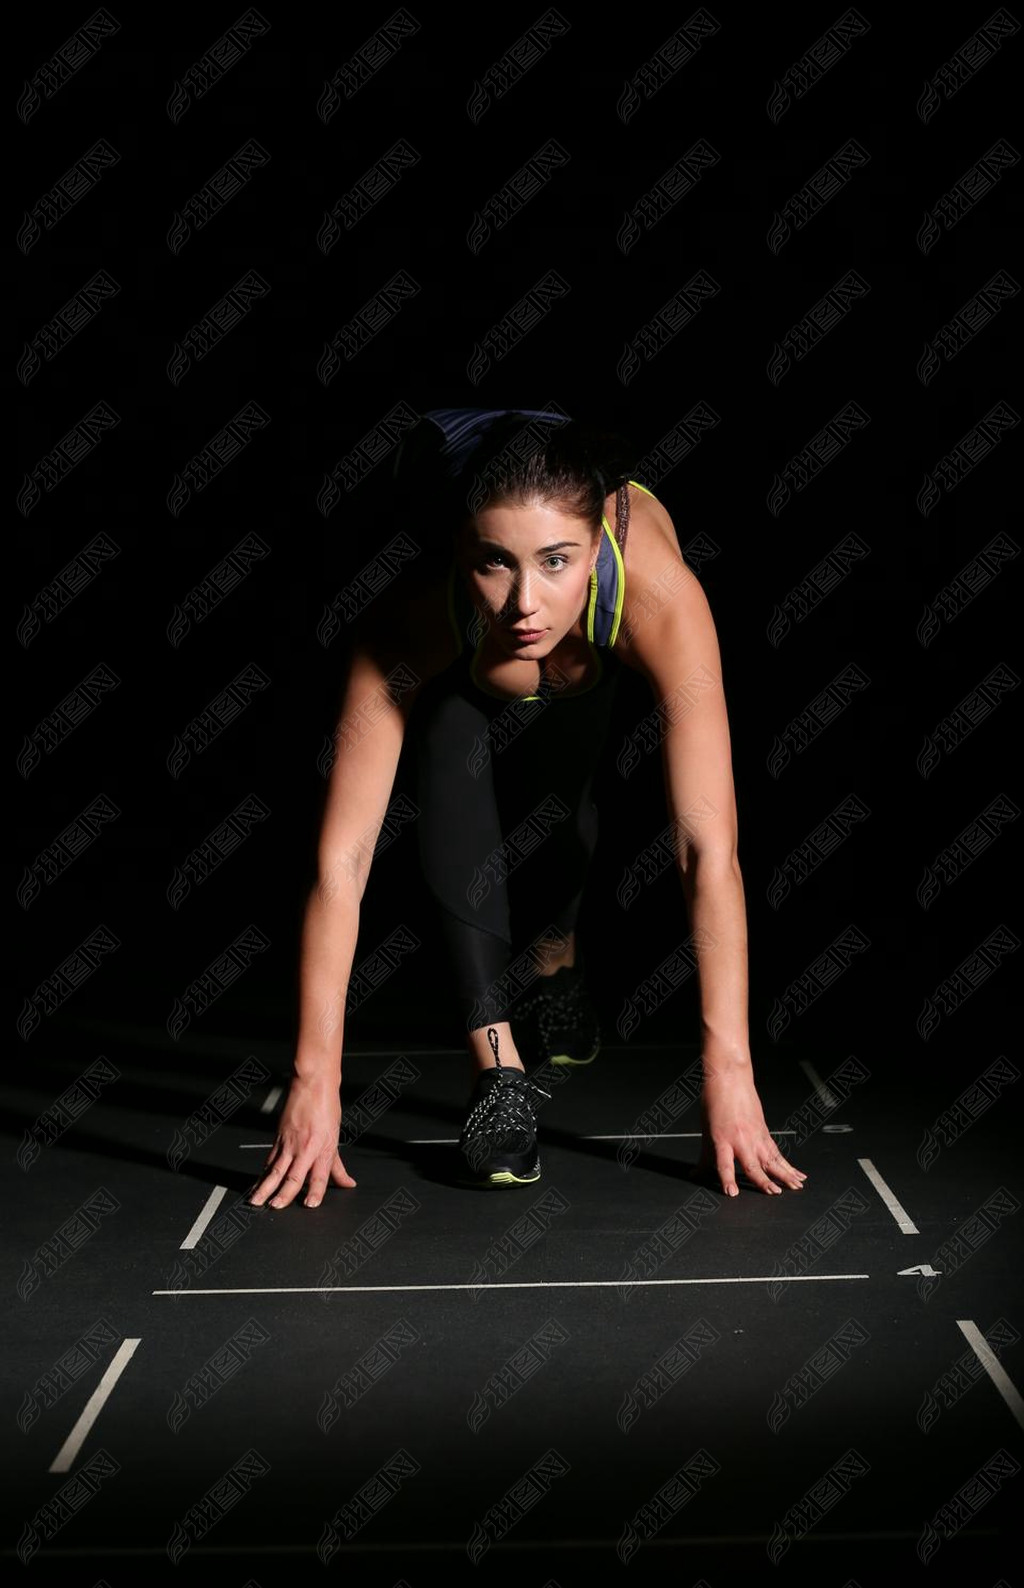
[466,1021,524,1073]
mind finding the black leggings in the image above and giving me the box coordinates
[412,648,620,1030]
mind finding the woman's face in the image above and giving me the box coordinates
[457,498,602,655]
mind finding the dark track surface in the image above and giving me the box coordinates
[5,1031,1020,1585]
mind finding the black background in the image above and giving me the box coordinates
[14,9,1019,1077]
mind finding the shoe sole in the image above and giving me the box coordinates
[458,1164,541,1188]
[548,1040,600,1067]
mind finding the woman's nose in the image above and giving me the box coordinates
[512,571,540,616]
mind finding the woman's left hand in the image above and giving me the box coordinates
[696,1061,807,1197]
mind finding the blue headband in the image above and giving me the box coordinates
[420,406,570,480]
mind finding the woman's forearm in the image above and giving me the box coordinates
[677,850,752,1072]
[292,877,362,1082]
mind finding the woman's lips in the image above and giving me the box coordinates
[511,628,546,642]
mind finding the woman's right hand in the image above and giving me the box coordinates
[247,1072,357,1209]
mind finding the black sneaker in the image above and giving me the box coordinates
[458,1027,551,1187]
[512,963,601,1068]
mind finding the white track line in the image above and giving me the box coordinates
[180,1185,228,1249]
[857,1158,919,1233]
[342,1048,465,1057]
[152,1274,869,1296]
[406,1135,713,1145]
[49,1338,141,1473]
[237,1130,801,1147]
[340,1044,697,1056]
[260,1085,283,1113]
[10,1528,982,1554]
[957,1319,1024,1429]
[799,1059,840,1111]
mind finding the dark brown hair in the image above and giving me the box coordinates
[458,412,636,530]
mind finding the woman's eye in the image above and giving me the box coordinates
[481,554,569,571]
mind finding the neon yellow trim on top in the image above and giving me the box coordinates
[592,480,656,648]
[585,559,599,642]
[604,518,626,647]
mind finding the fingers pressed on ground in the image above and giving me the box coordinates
[332,1153,357,1188]
[768,1148,807,1189]
[714,1147,738,1198]
[248,1150,293,1205]
[754,1140,797,1189]
[270,1165,313,1208]
[740,1157,782,1195]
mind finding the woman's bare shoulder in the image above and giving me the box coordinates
[615,483,697,670]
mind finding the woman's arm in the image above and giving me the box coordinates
[295,563,458,1076]
[248,582,452,1211]
[292,637,416,1081]
[615,491,807,1196]
[246,636,417,1210]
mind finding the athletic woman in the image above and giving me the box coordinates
[247,408,808,1205]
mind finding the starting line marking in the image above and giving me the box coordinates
[180,1185,228,1249]
[6,1527,998,1555]
[957,1318,1024,1430]
[857,1158,919,1233]
[49,1338,141,1474]
[237,1131,800,1147]
[151,1274,871,1296]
